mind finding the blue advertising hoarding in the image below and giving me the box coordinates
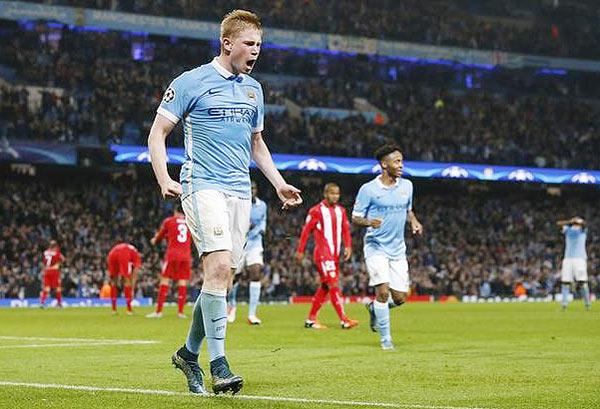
[110,144,600,186]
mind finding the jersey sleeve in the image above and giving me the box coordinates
[352,185,371,218]
[132,249,142,268]
[297,207,318,253]
[157,73,193,124]
[154,219,168,242]
[252,84,264,133]
[341,207,352,248]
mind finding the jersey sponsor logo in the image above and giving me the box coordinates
[206,107,255,125]
[163,88,175,103]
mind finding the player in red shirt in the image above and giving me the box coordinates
[146,205,193,318]
[39,240,65,308]
[107,242,142,315]
[296,183,358,330]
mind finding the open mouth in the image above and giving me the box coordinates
[245,59,256,71]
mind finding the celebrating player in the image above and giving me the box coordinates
[557,216,591,311]
[147,10,302,395]
[352,145,423,350]
[296,183,358,330]
[228,181,268,325]
[146,204,193,319]
[39,240,65,308]
[106,242,141,315]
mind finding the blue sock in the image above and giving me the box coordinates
[201,289,227,362]
[561,284,570,308]
[373,300,391,343]
[227,281,239,308]
[580,283,591,308]
[185,293,205,355]
[248,281,261,317]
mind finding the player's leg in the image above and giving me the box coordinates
[172,192,216,395]
[560,258,573,310]
[366,255,393,349]
[55,282,63,307]
[39,284,49,307]
[177,278,189,317]
[227,273,240,323]
[323,261,357,329]
[147,273,170,318]
[389,259,409,309]
[305,259,329,329]
[247,262,263,325]
[575,258,591,310]
[123,276,133,315]
[109,276,118,313]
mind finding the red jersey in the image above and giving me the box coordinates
[154,215,192,261]
[297,200,352,260]
[43,248,64,273]
[107,243,141,268]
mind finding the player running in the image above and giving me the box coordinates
[106,242,141,315]
[39,240,65,308]
[147,204,193,319]
[228,181,267,325]
[557,216,591,311]
[296,183,358,330]
[352,145,423,350]
[147,10,302,395]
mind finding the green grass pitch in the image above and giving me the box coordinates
[0,302,598,409]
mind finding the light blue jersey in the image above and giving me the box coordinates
[158,58,264,200]
[563,225,587,259]
[246,197,267,251]
[352,176,413,260]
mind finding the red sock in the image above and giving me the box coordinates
[329,286,347,321]
[308,286,328,321]
[55,289,63,306]
[110,285,117,311]
[124,285,132,312]
[177,286,187,314]
[40,290,48,305]
[156,284,169,313]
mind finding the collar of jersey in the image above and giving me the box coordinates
[376,175,400,190]
[211,57,245,82]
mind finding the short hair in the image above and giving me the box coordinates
[173,203,183,214]
[221,10,262,40]
[323,183,339,193]
[374,144,403,163]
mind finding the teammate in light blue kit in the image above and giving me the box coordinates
[557,217,591,311]
[352,145,423,350]
[148,10,302,395]
[227,180,268,325]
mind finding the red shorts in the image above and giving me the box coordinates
[43,270,61,288]
[107,257,133,279]
[315,257,339,285]
[161,259,191,281]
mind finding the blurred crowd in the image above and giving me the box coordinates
[27,0,600,59]
[1,172,599,302]
[1,23,599,170]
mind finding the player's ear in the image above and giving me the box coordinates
[222,37,233,54]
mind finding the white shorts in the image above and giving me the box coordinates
[365,255,409,292]
[239,247,264,269]
[182,190,251,269]
[561,258,588,282]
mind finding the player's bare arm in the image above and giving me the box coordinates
[352,215,382,228]
[343,247,352,261]
[251,131,302,209]
[148,113,182,199]
[408,210,423,235]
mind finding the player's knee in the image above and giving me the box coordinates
[391,293,406,306]
[376,289,389,303]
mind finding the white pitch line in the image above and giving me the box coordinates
[0,381,496,409]
[0,336,159,349]
[0,336,157,344]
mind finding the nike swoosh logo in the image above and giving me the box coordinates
[211,316,227,323]
[208,89,219,95]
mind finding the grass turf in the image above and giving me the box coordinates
[0,302,598,409]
